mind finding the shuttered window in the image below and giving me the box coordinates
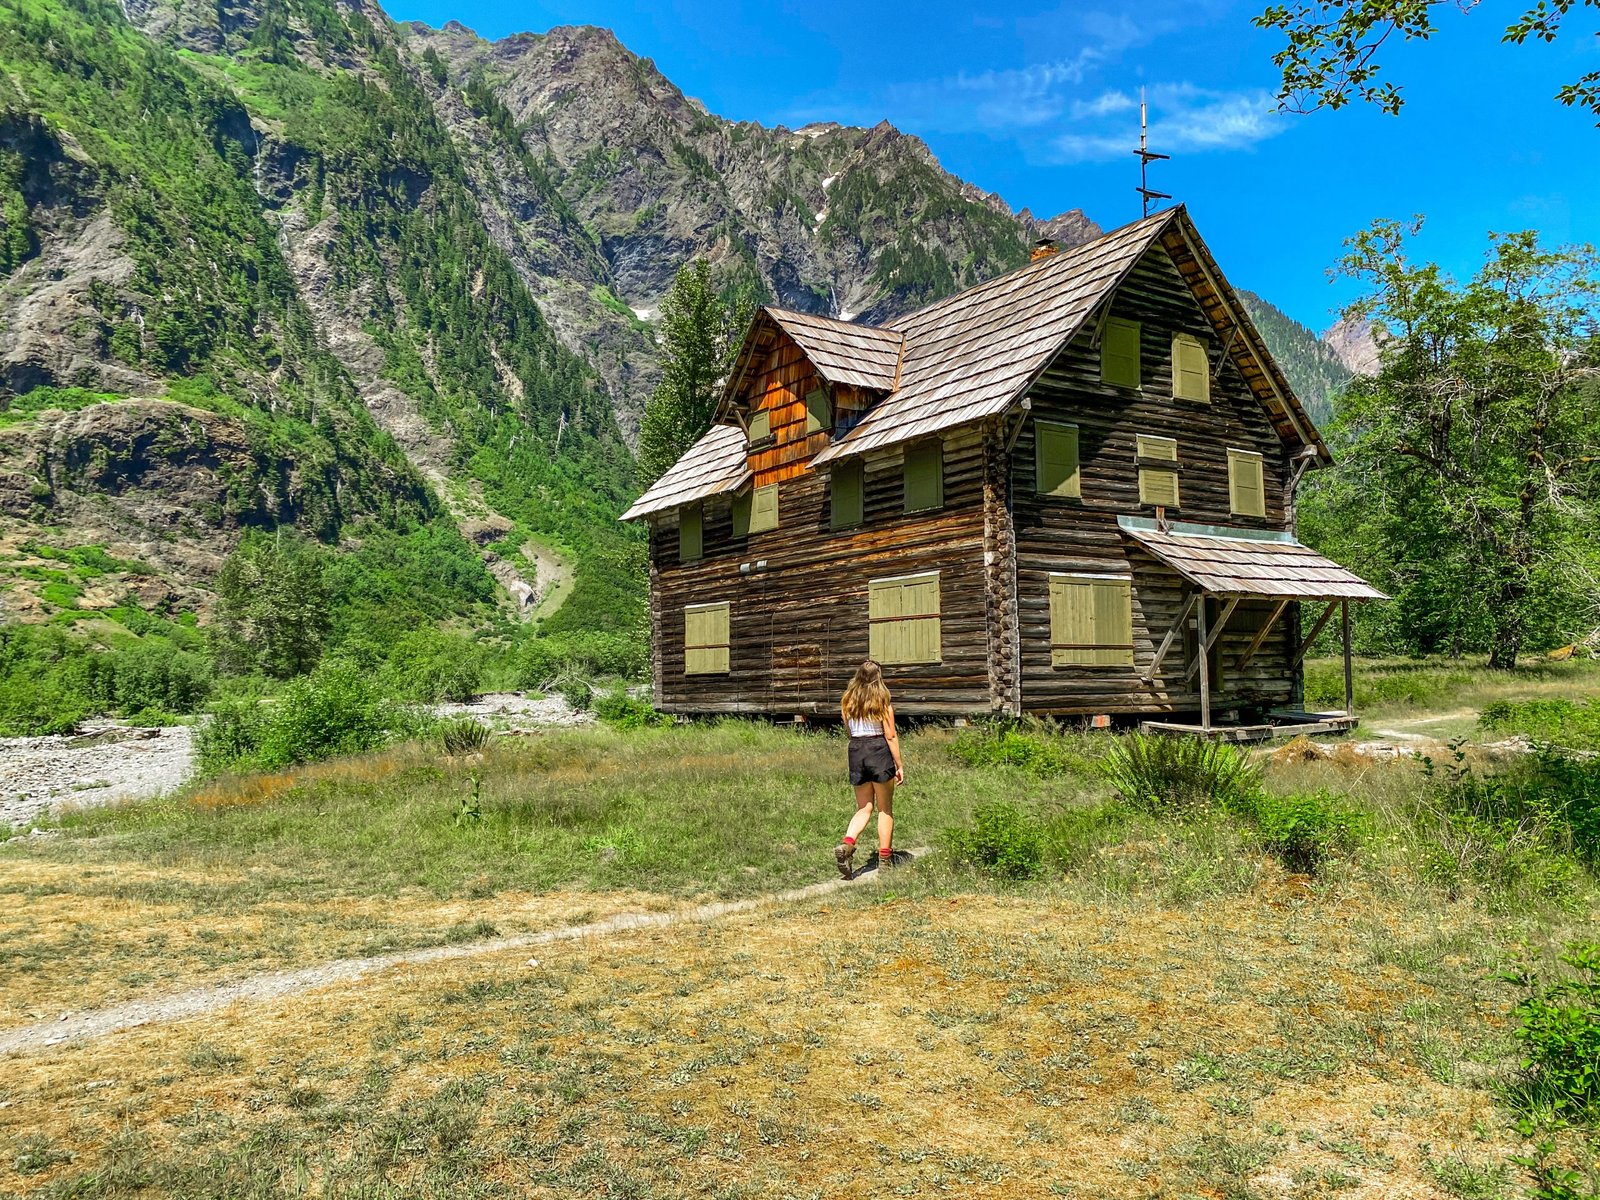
[903,440,944,513]
[1172,333,1210,403]
[1035,420,1081,498]
[869,572,941,665]
[831,459,864,529]
[1102,317,1141,389]
[1049,575,1135,667]
[748,409,770,445]
[749,482,779,533]
[684,602,730,675]
[731,489,751,537]
[678,503,702,562]
[1228,448,1267,518]
[805,388,832,434]
[1136,434,1180,508]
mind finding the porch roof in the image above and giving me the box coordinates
[1119,517,1387,601]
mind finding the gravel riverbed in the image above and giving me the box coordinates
[1,694,591,832]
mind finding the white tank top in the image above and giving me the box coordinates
[847,716,884,737]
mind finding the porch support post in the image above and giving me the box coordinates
[1185,596,1239,683]
[1234,598,1290,672]
[1142,591,1197,684]
[1196,594,1211,732]
[1341,599,1354,717]
[1291,600,1340,667]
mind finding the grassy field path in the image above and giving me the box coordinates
[0,850,925,1058]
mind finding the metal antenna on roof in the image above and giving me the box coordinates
[1134,87,1171,217]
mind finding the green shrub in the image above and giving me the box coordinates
[943,801,1045,880]
[559,677,593,713]
[379,628,484,703]
[1236,789,1364,875]
[1103,734,1262,814]
[1503,942,1600,1122]
[109,642,212,717]
[195,660,419,776]
[594,688,672,730]
[436,717,490,756]
[514,630,647,688]
[948,724,1078,777]
[1482,698,1600,752]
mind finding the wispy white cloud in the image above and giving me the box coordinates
[1053,85,1286,163]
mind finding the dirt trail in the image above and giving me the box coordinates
[0,851,926,1058]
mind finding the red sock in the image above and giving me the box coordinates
[843,836,855,846]
[880,848,892,858]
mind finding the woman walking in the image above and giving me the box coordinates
[835,659,905,878]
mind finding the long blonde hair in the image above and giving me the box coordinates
[841,659,891,724]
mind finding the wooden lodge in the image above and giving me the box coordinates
[621,206,1384,733]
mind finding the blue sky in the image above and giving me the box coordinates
[388,0,1600,331]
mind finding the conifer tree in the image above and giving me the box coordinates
[637,261,752,484]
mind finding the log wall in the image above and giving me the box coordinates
[648,347,995,715]
[1010,245,1301,715]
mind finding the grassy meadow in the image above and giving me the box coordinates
[2,658,1600,1197]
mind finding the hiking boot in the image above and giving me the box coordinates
[834,842,855,879]
[877,851,897,871]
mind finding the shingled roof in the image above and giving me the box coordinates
[763,308,903,392]
[812,209,1179,466]
[620,425,748,521]
[1121,518,1387,601]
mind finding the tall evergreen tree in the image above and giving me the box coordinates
[637,261,752,484]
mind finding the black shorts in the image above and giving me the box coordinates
[848,735,896,786]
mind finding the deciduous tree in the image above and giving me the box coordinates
[1306,219,1600,667]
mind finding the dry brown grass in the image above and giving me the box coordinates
[0,877,1566,1199]
[0,859,672,1028]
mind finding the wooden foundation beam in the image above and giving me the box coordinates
[1341,599,1354,717]
[1196,596,1210,731]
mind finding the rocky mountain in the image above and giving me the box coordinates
[0,0,1345,648]
[1322,313,1382,377]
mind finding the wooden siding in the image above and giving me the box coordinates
[1009,244,1299,715]
[648,419,996,716]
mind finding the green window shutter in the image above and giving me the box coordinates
[1035,421,1081,498]
[1136,435,1180,508]
[678,503,702,562]
[1102,317,1141,389]
[805,388,832,435]
[1172,333,1211,403]
[749,482,779,533]
[831,460,864,529]
[732,489,752,537]
[684,602,730,675]
[903,440,944,513]
[1050,575,1133,667]
[748,409,770,444]
[868,573,941,665]
[1229,449,1266,518]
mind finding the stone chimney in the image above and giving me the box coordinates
[1030,237,1060,262]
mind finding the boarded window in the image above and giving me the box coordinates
[1035,420,1081,498]
[1228,448,1267,518]
[869,572,941,665]
[1172,333,1210,403]
[748,409,770,445]
[1102,317,1141,389]
[749,482,779,533]
[678,503,702,562]
[903,440,944,513]
[1049,575,1135,667]
[831,459,864,529]
[805,388,832,434]
[1136,434,1180,508]
[684,602,730,675]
